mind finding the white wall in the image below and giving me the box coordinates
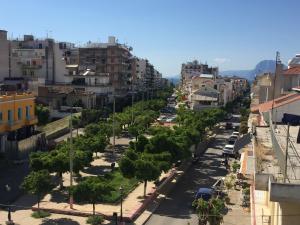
[273,100,300,122]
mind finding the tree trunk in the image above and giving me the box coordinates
[144,180,147,197]
[93,203,95,215]
[58,172,63,189]
[37,195,40,211]
[77,128,79,137]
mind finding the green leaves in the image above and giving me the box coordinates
[135,159,160,183]
[21,170,53,201]
[35,104,50,125]
[72,176,112,203]
[193,197,225,225]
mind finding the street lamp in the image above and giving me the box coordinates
[69,109,74,209]
[5,184,13,224]
[119,186,124,222]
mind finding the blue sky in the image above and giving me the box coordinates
[1,0,300,77]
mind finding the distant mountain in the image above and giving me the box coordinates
[166,75,180,85]
[220,60,284,80]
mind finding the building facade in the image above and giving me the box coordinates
[0,92,37,153]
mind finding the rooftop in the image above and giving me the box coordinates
[283,67,300,75]
[251,92,300,113]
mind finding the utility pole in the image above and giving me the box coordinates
[131,79,134,125]
[284,123,290,183]
[69,110,74,209]
[112,93,116,155]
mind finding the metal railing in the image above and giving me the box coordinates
[268,111,300,183]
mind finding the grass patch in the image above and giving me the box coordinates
[102,169,139,203]
[31,210,51,218]
[87,215,104,225]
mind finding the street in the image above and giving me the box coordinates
[145,129,231,225]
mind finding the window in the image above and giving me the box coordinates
[8,110,12,122]
[18,108,22,120]
[26,106,30,119]
[0,112,2,121]
[30,71,35,76]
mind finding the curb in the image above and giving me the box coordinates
[31,170,178,223]
[32,134,217,223]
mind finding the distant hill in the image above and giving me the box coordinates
[220,60,285,80]
[166,76,180,85]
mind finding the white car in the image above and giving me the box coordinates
[232,131,240,137]
[222,144,235,156]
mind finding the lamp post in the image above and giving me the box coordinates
[119,186,124,222]
[112,92,116,155]
[131,78,134,125]
[69,109,74,209]
[5,184,13,224]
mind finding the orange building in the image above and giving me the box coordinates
[0,92,38,152]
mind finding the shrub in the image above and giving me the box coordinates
[232,161,240,173]
[31,210,51,218]
[242,187,250,196]
[87,215,104,225]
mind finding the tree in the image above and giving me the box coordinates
[134,135,149,152]
[128,124,143,141]
[72,115,81,136]
[239,121,248,134]
[135,159,160,197]
[90,135,108,157]
[81,109,105,126]
[192,197,225,225]
[72,99,84,108]
[119,156,136,179]
[72,177,113,215]
[21,170,53,210]
[84,124,101,138]
[35,104,50,125]
[48,150,69,189]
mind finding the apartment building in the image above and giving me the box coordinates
[181,60,247,110]
[0,31,77,93]
[0,30,165,109]
[181,60,218,88]
[0,92,37,153]
[249,59,300,225]
[0,30,9,81]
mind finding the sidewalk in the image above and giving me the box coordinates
[223,188,251,225]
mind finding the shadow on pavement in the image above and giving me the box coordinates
[82,165,112,176]
[40,218,80,225]
[147,132,229,221]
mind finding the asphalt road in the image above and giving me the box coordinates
[145,129,231,225]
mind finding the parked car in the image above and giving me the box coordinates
[229,134,239,141]
[222,144,239,158]
[194,188,214,201]
[227,137,236,145]
[232,131,240,137]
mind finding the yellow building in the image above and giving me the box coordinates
[0,92,38,152]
